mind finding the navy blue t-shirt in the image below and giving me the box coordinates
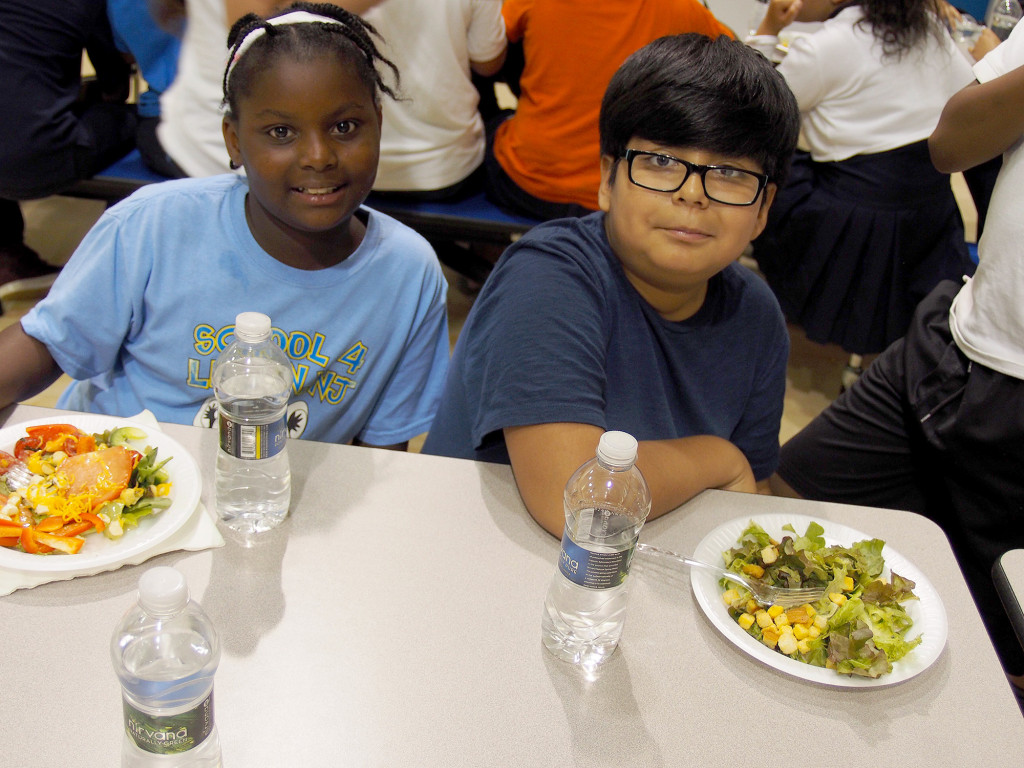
[422,212,789,479]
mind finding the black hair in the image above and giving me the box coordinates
[599,34,800,188]
[222,2,399,118]
[853,0,946,58]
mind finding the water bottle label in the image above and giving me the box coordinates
[123,690,215,755]
[219,415,286,459]
[558,532,634,589]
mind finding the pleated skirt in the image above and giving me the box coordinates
[752,141,975,355]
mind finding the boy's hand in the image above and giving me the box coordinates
[757,0,803,37]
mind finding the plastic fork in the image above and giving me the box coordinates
[635,542,826,608]
[2,460,39,491]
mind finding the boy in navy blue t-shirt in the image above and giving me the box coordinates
[423,33,800,536]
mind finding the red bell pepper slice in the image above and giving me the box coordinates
[32,530,85,555]
[20,527,54,555]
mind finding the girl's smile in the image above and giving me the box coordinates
[223,53,383,270]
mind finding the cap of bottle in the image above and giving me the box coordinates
[233,312,272,343]
[597,430,638,468]
[138,566,189,616]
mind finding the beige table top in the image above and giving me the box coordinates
[2,404,1022,766]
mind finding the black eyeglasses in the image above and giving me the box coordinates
[623,149,769,206]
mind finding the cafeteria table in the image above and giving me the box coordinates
[3,403,1023,766]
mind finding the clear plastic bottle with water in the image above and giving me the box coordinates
[986,0,1022,41]
[111,567,222,768]
[213,311,293,534]
[541,431,652,670]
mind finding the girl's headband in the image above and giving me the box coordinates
[225,10,346,85]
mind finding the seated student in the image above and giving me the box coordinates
[747,0,977,372]
[107,0,184,177]
[485,1,735,221]
[362,0,506,200]
[0,4,450,451]
[423,33,800,536]
[0,0,136,306]
[772,20,1024,700]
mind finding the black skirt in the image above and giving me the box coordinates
[752,141,975,354]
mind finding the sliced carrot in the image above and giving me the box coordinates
[0,536,19,547]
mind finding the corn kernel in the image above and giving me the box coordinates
[767,604,785,618]
[829,592,848,606]
[755,610,773,629]
[737,613,756,630]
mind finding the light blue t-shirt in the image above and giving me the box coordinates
[23,175,450,446]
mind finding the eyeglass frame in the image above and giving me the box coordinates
[621,149,770,207]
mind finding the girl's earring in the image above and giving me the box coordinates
[229,159,241,170]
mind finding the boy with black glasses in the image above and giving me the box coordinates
[423,33,800,536]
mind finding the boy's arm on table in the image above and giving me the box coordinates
[504,422,757,537]
[0,324,62,410]
[929,62,1024,172]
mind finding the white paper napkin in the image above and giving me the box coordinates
[0,411,224,595]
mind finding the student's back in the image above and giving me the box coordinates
[363,0,506,196]
[486,0,734,218]
[749,0,976,357]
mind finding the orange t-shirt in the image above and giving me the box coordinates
[495,0,734,211]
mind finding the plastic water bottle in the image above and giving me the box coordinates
[541,431,652,670]
[986,0,1022,40]
[213,311,293,534]
[111,567,221,768]
[749,0,769,37]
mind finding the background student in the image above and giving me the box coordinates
[484,0,735,221]
[0,4,450,450]
[748,0,976,386]
[0,0,136,308]
[424,34,800,536]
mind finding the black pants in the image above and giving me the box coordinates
[779,281,1024,675]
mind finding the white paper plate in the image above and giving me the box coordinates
[0,415,201,573]
[690,513,947,688]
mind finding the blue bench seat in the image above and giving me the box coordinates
[65,150,540,246]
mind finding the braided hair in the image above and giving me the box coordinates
[222,2,400,118]
[853,0,947,58]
